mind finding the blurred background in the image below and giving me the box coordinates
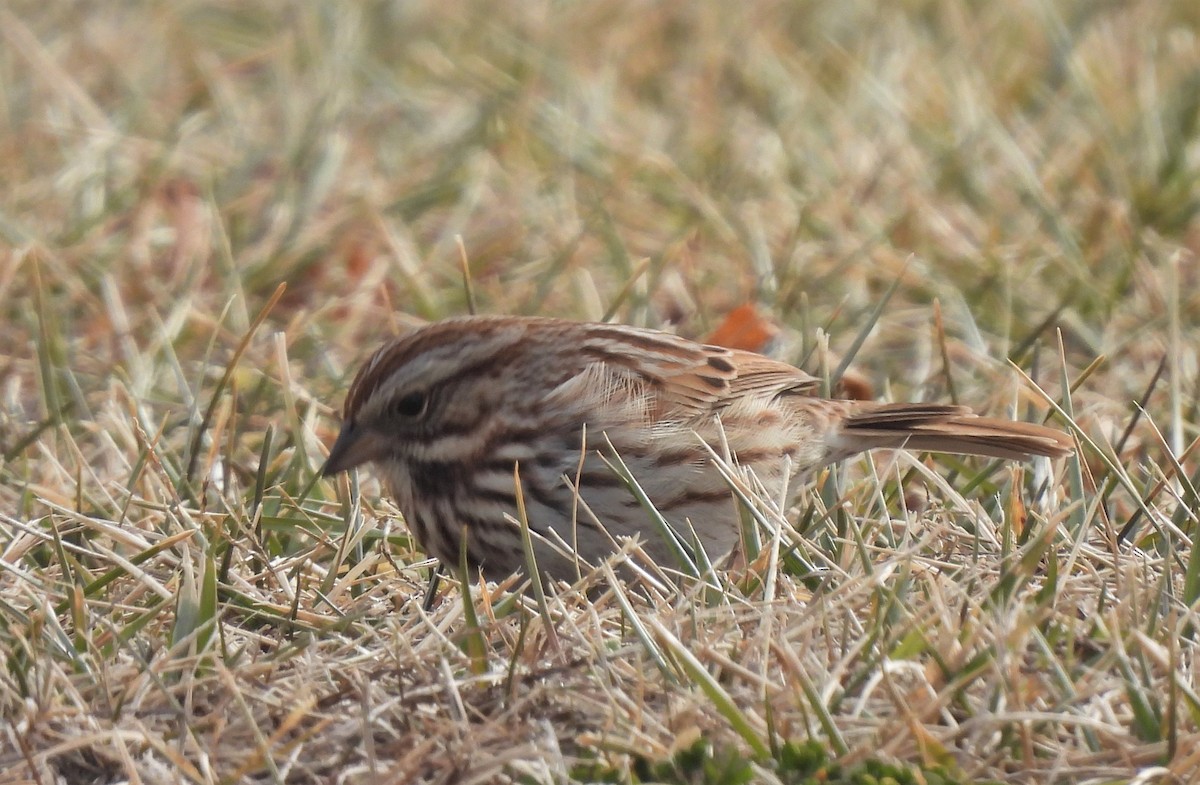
[5,1,1198,405]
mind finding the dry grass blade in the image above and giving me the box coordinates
[832,255,911,386]
[513,462,561,655]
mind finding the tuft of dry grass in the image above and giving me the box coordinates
[1,1,1198,783]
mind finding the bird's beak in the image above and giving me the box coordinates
[321,423,388,477]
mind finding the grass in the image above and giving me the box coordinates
[1,1,1198,782]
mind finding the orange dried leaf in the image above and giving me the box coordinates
[836,368,875,401]
[705,304,778,352]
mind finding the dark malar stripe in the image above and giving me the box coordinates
[406,458,470,497]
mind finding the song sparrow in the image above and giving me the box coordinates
[322,316,1072,581]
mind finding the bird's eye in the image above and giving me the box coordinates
[391,391,427,419]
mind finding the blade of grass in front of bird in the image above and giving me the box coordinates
[456,527,489,676]
[700,419,766,568]
[601,438,701,580]
[513,462,560,654]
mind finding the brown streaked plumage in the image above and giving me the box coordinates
[321,315,1073,581]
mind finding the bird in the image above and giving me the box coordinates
[321,315,1073,582]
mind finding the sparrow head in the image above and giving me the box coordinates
[320,317,551,477]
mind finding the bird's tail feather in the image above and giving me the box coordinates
[829,403,1073,463]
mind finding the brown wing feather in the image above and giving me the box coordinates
[577,322,819,415]
[654,346,821,416]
